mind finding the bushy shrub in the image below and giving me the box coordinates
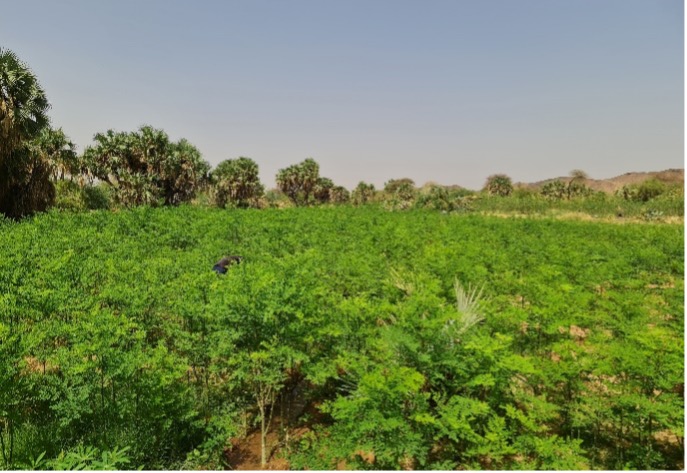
[54,180,84,211]
[483,174,513,197]
[619,179,667,202]
[383,178,417,210]
[329,186,350,204]
[263,188,292,208]
[512,186,537,199]
[416,185,472,212]
[55,181,111,211]
[83,183,111,210]
[351,182,376,205]
[567,181,592,198]
[541,180,567,200]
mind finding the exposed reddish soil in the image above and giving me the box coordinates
[224,381,322,470]
[224,430,289,470]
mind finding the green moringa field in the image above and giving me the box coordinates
[1,205,683,470]
[0,34,684,471]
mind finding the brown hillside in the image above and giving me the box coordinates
[516,169,684,194]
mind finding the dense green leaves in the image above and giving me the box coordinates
[275,158,320,206]
[81,126,210,207]
[0,48,54,219]
[211,157,264,208]
[351,181,377,205]
[484,174,513,197]
[0,206,683,469]
[32,127,79,182]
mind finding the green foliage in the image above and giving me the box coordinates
[55,182,112,211]
[469,185,683,219]
[511,186,537,199]
[275,158,321,206]
[313,177,334,204]
[484,174,513,197]
[540,176,592,201]
[566,181,592,199]
[619,178,668,202]
[40,445,132,470]
[32,127,80,182]
[415,185,473,212]
[54,180,84,211]
[0,206,682,469]
[82,126,210,207]
[351,181,376,206]
[541,179,568,200]
[0,48,54,219]
[263,188,292,208]
[329,185,350,204]
[383,178,415,195]
[383,178,417,210]
[211,157,264,208]
[82,184,111,210]
[274,160,343,206]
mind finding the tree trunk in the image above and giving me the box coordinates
[0,420,8,466]
[260,405,267,467]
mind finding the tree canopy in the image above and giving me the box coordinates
[211,157,264,208]
[82,125,210,206]
[484,174,513,197]
[33,127,80,182]
[275,158,321,206]
[0,48,54,218]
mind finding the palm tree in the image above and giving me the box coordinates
[0,48,53,218]
[383,178,417,210]
[33,127,79,181]
[351,181,376,205]
[313,177,334,203]
[82,126,209,207]
[276,158,320,206]
[212,157,264,208]
[160,138,209,205]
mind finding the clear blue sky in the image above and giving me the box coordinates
[2,0,683,190]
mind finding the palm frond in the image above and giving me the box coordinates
[445,279,486,339]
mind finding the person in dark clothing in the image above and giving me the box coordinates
[212,256,243,274]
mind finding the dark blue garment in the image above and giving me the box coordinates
[212,264,227,274]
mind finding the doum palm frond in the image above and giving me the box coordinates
[0,48,53,218]
[0,48,51,146]
[447,279,486,337]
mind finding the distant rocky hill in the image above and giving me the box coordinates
[516,169,684,194]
